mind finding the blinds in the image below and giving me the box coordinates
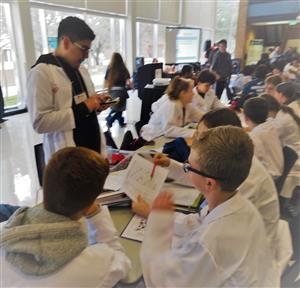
[86,0,126,15]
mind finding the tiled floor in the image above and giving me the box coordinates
[0,90,141,207]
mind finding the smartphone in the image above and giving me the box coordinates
[96,89,109,94]
[100,97,120,105]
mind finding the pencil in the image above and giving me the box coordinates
[150,163,157,178]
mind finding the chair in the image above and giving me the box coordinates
[34,143,45,187]
[275,146,298,194]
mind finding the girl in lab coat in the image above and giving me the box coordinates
[272,82,300,198]
[141,77,202,141]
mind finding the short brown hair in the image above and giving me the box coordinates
[43,147,109,217]
[192,126,254,192]
[265,75,282,86]
[166,76,193,100]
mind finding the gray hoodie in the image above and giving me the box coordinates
[0,205,87,276]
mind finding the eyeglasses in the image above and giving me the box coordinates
[73,42,92,53]
[183,162,224,181]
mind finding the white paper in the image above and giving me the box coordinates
[121,214,147,242]
[122,153,169,203]
[104,170,126,191]
[161,183,200,207]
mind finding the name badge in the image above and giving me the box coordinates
[74,92,87,105]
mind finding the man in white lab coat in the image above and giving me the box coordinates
[140,126,278,287]
[27,17,109,163]
[0,147,131,287]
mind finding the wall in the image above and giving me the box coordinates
[181,0,216,30]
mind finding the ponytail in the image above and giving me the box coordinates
[281,99,300,130]
[166,76,193,101]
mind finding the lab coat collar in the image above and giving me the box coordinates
[200,192,245,225]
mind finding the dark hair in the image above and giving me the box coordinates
[254,64,268,80]
[107,52,130,89]
[276,82,296,102]
[199,108,242,128]
[166,76,193,100]
[243,65,255,76]
[265,75,282,86]
[43,147,109,217]
[260,94,280,113]
[260,53,269,61]
[271,60,286,72]
[57,16,95,43]
[218,39,227,46]
[180,65,193,78]
[276,82,300,129]
[243,97,268,124]
[197,69,216,85]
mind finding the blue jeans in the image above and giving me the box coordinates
[0,204,20,222]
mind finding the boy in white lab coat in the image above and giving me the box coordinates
[141,76,202,141]
[243,97,284,179]
[134,108,280,252]
[140,126,278,287]
[192,69,224,113]
[0,147,131,287]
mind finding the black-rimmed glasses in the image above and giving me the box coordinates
[183,162,224,181]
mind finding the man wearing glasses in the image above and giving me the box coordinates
[27,17,109,163]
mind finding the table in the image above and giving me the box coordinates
[110,207,142,285]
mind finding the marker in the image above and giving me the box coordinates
[150,162,157,179]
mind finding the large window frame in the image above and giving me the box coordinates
[30,2,127,91]
[1,1,24,114]
[136,20,166,64]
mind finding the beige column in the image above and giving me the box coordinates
[234,0,249,68]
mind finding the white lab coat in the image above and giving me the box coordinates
[141,192,278,287]
[141,96,202,141]
[27,63,107,163]
[192,87,224,113]
[166,156,280,254]
[1,206,131,287]
[273,100,300,198]
[249,118,284,178]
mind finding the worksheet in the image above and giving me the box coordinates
[122,153,169,203]
[121,214,146,242]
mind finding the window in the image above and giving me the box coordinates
[137,22,166,64]
[30,7,125,90]
[215,0,240,56]
[0,3,23,110]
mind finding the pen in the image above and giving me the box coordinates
[150,162,157,178]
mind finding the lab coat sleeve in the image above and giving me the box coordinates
[141,210,221,287]
[212,94,225,109]
[86,206,131,286]
[162,106,197,139]
[189,106,203,123]
[27,65,76,134]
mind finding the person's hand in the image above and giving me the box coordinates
[96,92,111,112]
[84,95,102,113]
[154,153,170,167]
[132,195,150,218]
[151,191,174,212]
[84,201,101,218]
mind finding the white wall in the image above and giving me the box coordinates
[182,0,216,30]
